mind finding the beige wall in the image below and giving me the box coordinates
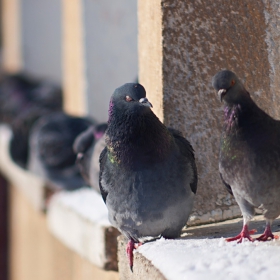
[1,0,22,72]
[61,0,86,116]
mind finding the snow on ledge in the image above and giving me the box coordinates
[118,216,280,279]
[47,188,120,270]
[138,237,280,280]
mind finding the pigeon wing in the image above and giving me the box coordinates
[168,128,198,194]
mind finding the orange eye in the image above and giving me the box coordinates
[126,96,133,102]
[231,80,235,86]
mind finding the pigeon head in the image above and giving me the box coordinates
[73,126,95,155]
[109,83,153,121]
[212,70,249,105]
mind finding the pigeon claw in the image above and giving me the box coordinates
[126,240,143,272]
[256,225,277,241]
[226,225,256,243]
[126,239,135,271]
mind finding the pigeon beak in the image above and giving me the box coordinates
[218,89,227,102]
[139,97,153,108]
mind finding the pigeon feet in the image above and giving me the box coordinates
[256,225,279,241]
[126,240,142,272]
[226,225,257,243]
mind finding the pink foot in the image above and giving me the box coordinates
[257,225,279,241]
[126,240,142,271]
[226,225,257,243]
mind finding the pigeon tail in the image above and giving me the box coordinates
[226,224,257,243]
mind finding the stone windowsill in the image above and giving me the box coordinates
[47,188,120,271]
[118,216,280,280]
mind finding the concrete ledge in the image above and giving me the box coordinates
[0,125,46,210]
[118,216,280,280]
[118,235,166,280]
[47,188,120,271]
[0,124,120,271]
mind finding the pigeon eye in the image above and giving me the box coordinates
[126,96,133,102]
[231,80,235,86]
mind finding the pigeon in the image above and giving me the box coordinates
[99,83,197,270]
[0,72,62,124]
[7,77,63,168]
[73,123,107,191]
[213,69,280,243]
[0,72,38,124]
[28,112,94,191]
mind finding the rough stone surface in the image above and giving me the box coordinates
[118,235,166,280]
[262,0,280,118]
[139,0,280,224]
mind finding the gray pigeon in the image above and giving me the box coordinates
[213,69,280,242]
[28,112,93,191]
[99,83,197,269]
[73,123,107,192]
[0,73,63,168]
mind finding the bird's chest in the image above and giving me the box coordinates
[220,134,249,169]
[103,155,186,213]
[220,130,280,191]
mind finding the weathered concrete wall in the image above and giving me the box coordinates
[21,0,62,83]
[83,0,138,122]
[139,0,280,224]
[262,0,280,118]
[61,0,138,120]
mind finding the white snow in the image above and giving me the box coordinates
[138,237,280,280]
[49,188,110,226]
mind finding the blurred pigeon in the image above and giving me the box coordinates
[0,72,38,124]
[28,112,94,191]
[73,123,107,191]
[99,83,197,270]
[213,69,280,242]
[5,75,63,168]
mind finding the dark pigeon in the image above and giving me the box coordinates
[99,83,197,270]
[0,72,62,123]
[0,72,38,124]
[73,123,107,191]
[6,75,63,168]
[28,112,94,191]
[213,69,280,242]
